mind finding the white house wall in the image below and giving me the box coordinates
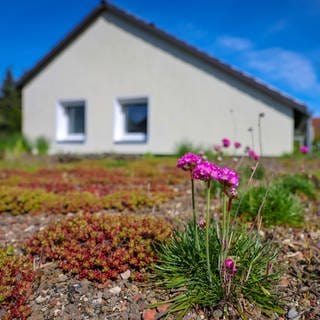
[23,13,294,156]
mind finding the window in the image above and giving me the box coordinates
[56,100,86,142]
[114,97,148,143]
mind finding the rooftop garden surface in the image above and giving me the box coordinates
[0,155,319,319]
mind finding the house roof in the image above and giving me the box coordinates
[17,1,309,116]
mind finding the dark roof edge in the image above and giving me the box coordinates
[17,1,310,116]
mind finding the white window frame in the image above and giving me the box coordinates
[113,97,148,143]
[56,100,86,142]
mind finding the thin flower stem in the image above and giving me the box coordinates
[191,178,200,250]
[247,161,259,186]
[222,193,229,257]
[220,192,229,292]
[206,181,212,284]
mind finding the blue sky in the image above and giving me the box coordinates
[1,0,319,115]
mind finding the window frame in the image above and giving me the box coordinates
[56,100,86,143]
[113,97,148,143]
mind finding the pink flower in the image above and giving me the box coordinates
[193,161,221,181]
[177,153,202,171]
[300,145,309,154]
[234,141,241,149]
[214,144,222,152]
[222,138,231,148]
[218,167,239,188]
[248,149,260,161]
[224,258,237,275]
[226,187,238,199]
[198,150,207,161]
[198,217,206,229]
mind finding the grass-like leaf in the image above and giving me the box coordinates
[153,221,283,318]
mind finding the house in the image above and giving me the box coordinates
[18,1,311,156]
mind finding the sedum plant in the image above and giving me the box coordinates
[0,246,35,320]
[25,212,172,282]
[153,153,283,318]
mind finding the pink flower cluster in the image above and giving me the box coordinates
[214,139,242,154]
[176,152,202,171]
[193,161,221,181]
[234,141,241,149]
[177,153,239,192]
[299,145,309,154]
[247,148,260,161]
[219,167,240,188]
[224,258,237,275]
[221,139,242,149]
[222,138,231,148]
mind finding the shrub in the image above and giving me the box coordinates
[34,136,50,155]
[275,174,316,199]
[0,246,35,320]
[25,213,172,282]
[0,134,32,159]
[175,141,198,158]
[104,159,128,168]
[235,183,304,227]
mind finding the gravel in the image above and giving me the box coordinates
[0,170,319,319]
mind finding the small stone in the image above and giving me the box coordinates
[120,269,131,280]
[24,225,35,232]
[109,286,121,295]
[72,283,82,293]
[35,295,47,304]
[287,307,300,320]
[92,296,103,306]
[133,293,143,302]
[57,274,68,282]
[127,313,140,320]
[279,278,290,286]
[64,304,78,316]
[212,309,223,319]
[142,309,157,320]
[80,295,89,302]
[157,303,170,314]
[300,286,310,293]
[85,306,95,316]
[53,309,61,317]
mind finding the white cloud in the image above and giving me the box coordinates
[216,36,253,51]
[247,48,319,92]
[216,35,320,95]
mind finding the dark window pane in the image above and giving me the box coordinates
[66,105,85,134]
[124,103,147,134]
